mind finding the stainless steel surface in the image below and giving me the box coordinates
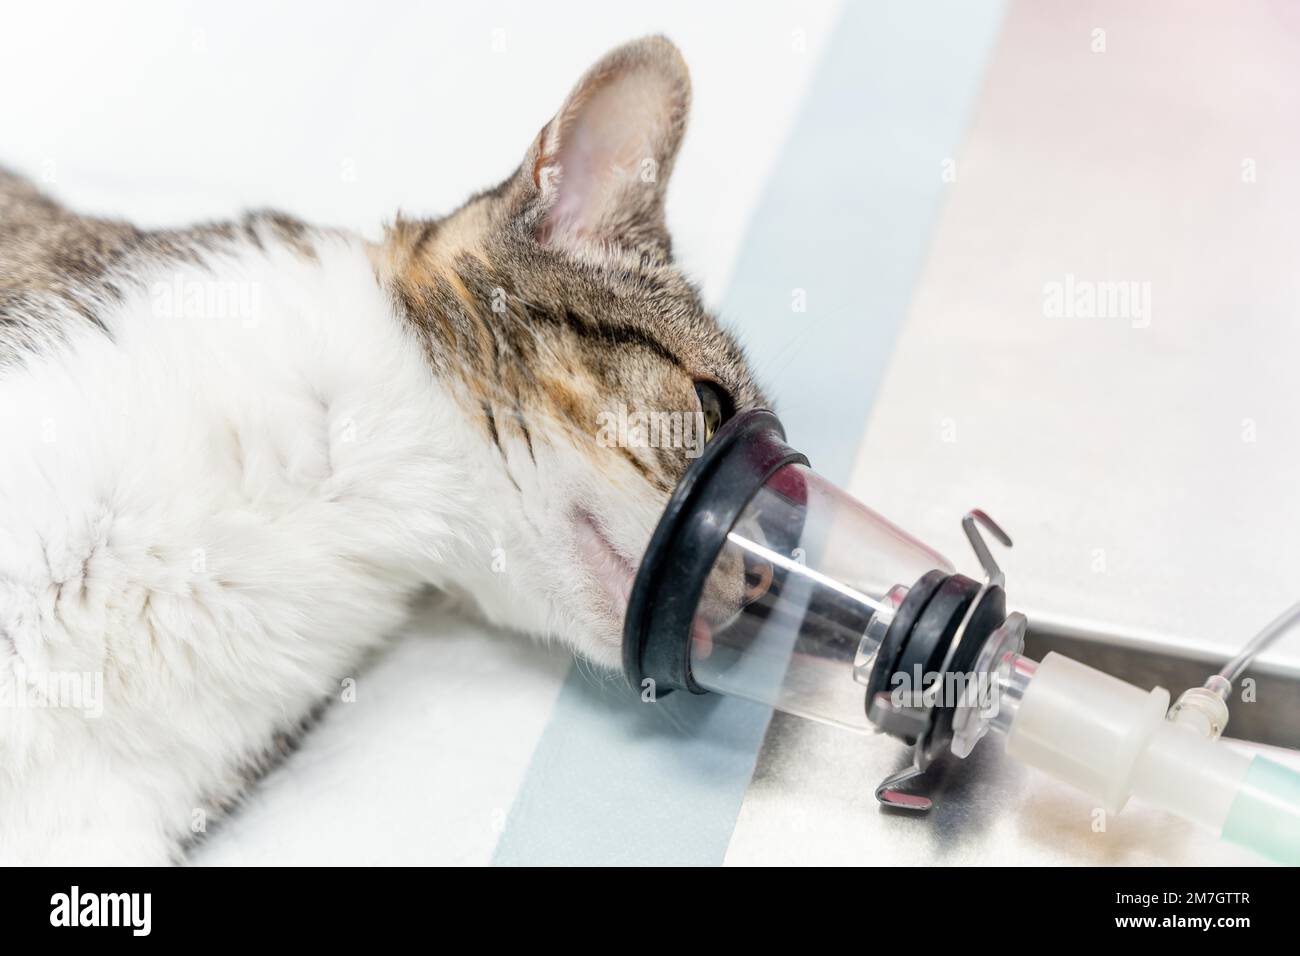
[737,4,1300,858]
[845,3,1300,738]
[724,710,1295,866]
[729,2,1300,865]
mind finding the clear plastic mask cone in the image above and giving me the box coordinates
[687,463,953,732]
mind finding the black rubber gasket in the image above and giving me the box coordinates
[867,570,1008,751]
[864,568,948,709]
[894,574,982,684]
[622,408,807,695]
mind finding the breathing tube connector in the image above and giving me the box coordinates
[622,408,1300,864]
[991,650,1300,864]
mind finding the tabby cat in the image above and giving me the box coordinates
[0,36,764,863]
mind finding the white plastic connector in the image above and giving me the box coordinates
[1004,652,1252,827]
[1005,652,1168,814]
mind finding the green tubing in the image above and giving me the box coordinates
[1222,756,1300,865]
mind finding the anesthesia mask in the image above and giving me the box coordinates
[622,409,1300,864]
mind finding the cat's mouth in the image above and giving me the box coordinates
[574,511,638,621]
[573,511,730,660]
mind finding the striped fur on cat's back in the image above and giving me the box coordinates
[0,36,765,863]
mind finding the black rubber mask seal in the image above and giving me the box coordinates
[622,408,808,695]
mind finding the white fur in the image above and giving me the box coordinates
[0,233,644,864]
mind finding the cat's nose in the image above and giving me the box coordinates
[742,551,773,607]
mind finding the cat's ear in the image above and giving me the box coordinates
[519,35,690,254]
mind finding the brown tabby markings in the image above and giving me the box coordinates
[379,207,762,497]
[0,166,329,370]
[0,164,763,502]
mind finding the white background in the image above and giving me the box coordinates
[1,0,841,305]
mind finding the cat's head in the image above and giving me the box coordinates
[382,36,766,669]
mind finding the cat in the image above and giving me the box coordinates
[0,35,766,864]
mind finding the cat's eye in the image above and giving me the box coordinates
[694,380,734,443]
